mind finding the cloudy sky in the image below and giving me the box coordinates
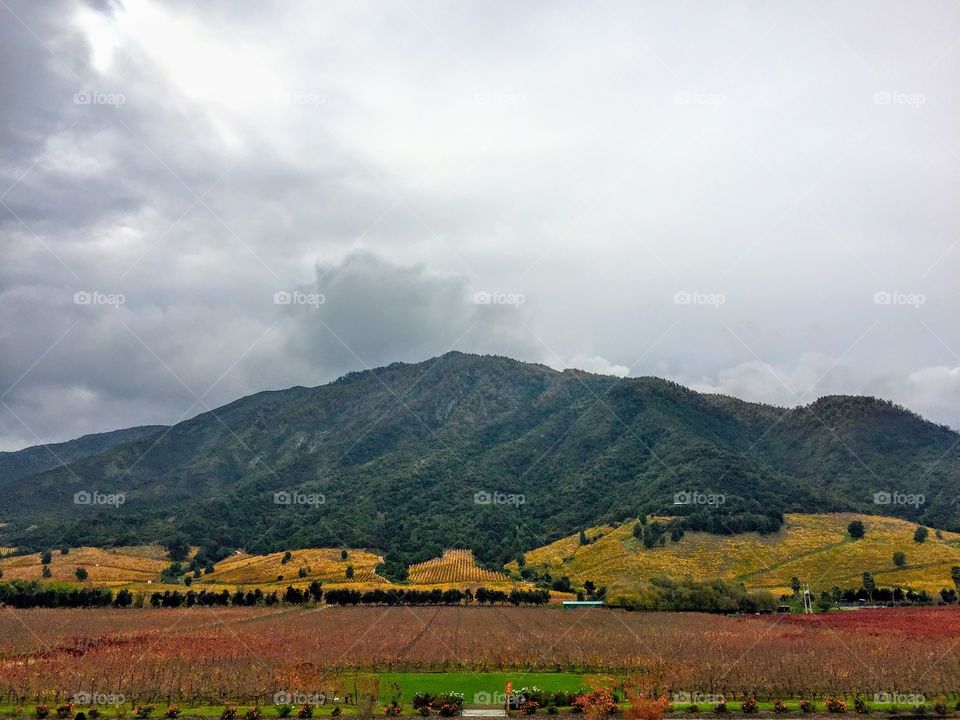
[1,0,958,451]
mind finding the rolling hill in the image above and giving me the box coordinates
[1,352,959,570]
[514,513,960,594]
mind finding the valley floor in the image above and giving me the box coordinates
[0,606,958,703]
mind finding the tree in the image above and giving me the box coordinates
[847,520,865,539]
[40,550,52,565]
[165,535,190,562]
[75,567,88,581]
[831,586,843,609]
[790,577,802,597]
[893,551,906,567]
[281,550,293,564]
[914,526,929,544]
[345,564,354,579]
[42,566,52,578]
[579,529,589,546]
[340,549,348,560]
[951,566,960,593]
[515,552,526,567]
[862,571,876,603]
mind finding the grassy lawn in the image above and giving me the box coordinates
[376,672,589,703]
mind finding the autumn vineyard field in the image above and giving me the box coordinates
[0,606,959,706]
[407,550,512,585]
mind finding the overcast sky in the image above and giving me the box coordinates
[1,0,958,451]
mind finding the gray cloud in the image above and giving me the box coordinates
[1,0,959,450]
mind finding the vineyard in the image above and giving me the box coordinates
[0,547,168,585]
[407,549,512,585]
[0,606,958,703]
[515,513,960,594]
[201,548,384,585]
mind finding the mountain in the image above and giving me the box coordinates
[0,425,166,485]
[0,352,957,570]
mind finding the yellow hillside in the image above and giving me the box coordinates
[201,547,384,585]
[0,546,168,585]
[407,549,512,585]
[513,513,960,594]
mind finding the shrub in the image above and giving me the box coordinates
[135,707,154,719]
[384,702,402,717]
[688,706,700,714]
[331,708,342,718]
[547,707,559,715]
[800,700,815,714]
[57,704,75,719]
[37,706,51,719]
[827,698,847,714]
[275,706,293,718]
[573,688,618,719]
[417,709,430,718]
[933,701,947,716]
[437,694,464,710]
[914,706,928,717]
[714,702,728,714]
[436,705,458,718]
[773,700,788,714]
[413,695,435,710]
[222,706,238,720]
[854,698,869,714]
[624,695,669,720]
[520,701,540,715]
[165,707,181,719]
[246,709,262,720]
[296,706,313,719]
[741,698,759,714]
[76,713,87,720]
[88,709,100,719]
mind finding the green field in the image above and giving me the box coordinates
[376,672,589,703]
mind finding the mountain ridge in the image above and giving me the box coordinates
[0,352,957,570]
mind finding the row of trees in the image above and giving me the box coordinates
[0,580,119,608]
[0,579,549,609]
[324,587,550,606]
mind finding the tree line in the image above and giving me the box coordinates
[0,579,549,609]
